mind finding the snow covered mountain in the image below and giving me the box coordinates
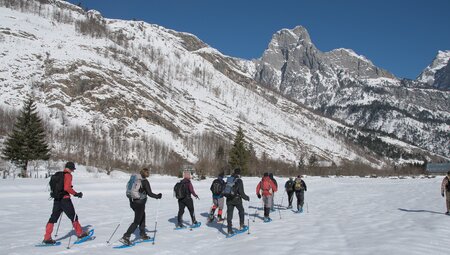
[0,0,448,173]
[418,50,450,90]
[254,26,450,159]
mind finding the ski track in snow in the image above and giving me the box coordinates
[0,174,449,255]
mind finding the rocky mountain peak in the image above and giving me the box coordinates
[417,50,450,89]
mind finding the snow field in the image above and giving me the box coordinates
[0,171,449,254]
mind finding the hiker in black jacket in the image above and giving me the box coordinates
[293,175,307,213]
[285,177,295,209]
[120,168,162,246]
[225,168,250,235]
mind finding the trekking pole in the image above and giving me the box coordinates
[106,203,129,245]
[252,201,259,222]
[54,213,63,238]
[152,199,160,245]
[247,201,250,235]
[66,198,81,249]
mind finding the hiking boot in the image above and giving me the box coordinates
[192,221,199,226]
[217,215,224,222]
[77,231,89,239]
[176,223,185,228]
[120,236,131,246]
[239,224,247,230]
[43,238,56,245]
[140,233,151,240]
[227,228,235,235]
[287,205,292,209]
[445,211,450,215]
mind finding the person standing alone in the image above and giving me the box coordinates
[441,171,450,215]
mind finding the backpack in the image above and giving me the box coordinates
[211,179,225,196]
[222,176,238,198]
[286,180,294,192]
[49,171,67,199]
[126,174,145,200]
[294,179,303,191]
[174,181,188,199]
[260,179,272,193]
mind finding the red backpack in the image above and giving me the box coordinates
[261,179,272,192]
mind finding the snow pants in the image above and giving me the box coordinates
[287,191,294,207]
[295,191,305,209]
[124,198,147,237]
[178,197,196,224]
[226,198,245,229]
[446,191,450,212]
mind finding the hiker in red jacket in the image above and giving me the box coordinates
[256,172,277,222]
[42,162,88,244]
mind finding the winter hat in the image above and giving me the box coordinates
[65,162,76,171]
[234,168,241,175]
[218,172,224,178]
[447,171,450,175]
[269,173,274,178]
[263,172,269,177]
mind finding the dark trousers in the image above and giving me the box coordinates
[178,197,196,224]
[48,198,78,223]
[287,191,294,206]
[226,198,244,229]
[295,191,305,209]
[124,199,146,237]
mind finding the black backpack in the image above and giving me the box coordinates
[174,181,188,199]
[211,179,225,196]
[286,180,294,192]
[49,172,67,199]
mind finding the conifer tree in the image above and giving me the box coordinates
[228,126,249,175]
[2,97,50,177]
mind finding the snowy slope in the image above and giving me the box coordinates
[0,172,449,254]
[0,1,405,169]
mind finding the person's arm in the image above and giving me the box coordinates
[238,179,249,201]
[142,179,160,199]
[256,181,261,196]
[188,181,198,198]
[302,180,307,192]
[271,180,278,192]
[64,173,77,195]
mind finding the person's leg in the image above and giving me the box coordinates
[138,203,146,236]
[61,199,84,236]
[227,202,235,232]
[236,201,245,227]
[295,192,301,211]
[218,197,225,219]
[288,192,293,207]
[44,201,63,241]
[185,197,196,223]
[177,199,186,226]
[124,201,145,237]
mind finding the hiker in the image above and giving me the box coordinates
[441,171,450,215]
[120,168,162,246]
[42,162,88,244]
[224,168,250,235]
[256,172,277,222]
[176,171,199,228]
[285,177,295,209]
[293,175,307,212]
[269,173,278,211]
[208,172,226,222]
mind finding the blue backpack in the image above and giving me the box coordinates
[222,176,238,198]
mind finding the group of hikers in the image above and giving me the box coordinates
[41,162,450,246]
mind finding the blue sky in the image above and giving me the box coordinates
[67,0,450,79]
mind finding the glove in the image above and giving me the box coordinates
[194,195,199,200]
[74,192,83,198]
[442,193,445,197]
[257,194,261,199]
[156,193,162,199]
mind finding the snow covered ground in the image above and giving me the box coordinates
[0,169,449,255]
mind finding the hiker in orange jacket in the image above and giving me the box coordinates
[441,171,450,215]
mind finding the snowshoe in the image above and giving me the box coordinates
[119,236,132,246]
